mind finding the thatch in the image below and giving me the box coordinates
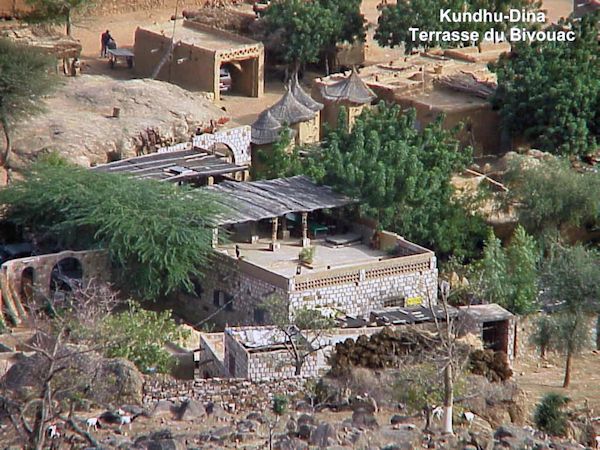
[291,73,323,112]
[268,87,317,125]
[251,109,295,145]
[320,68,376,105]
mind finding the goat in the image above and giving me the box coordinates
[595,435,600,449]
[116,408,126,416]
[85,417,100,431]
[463,411,475,425]
[47,424,60,439]
[432,406,444,420]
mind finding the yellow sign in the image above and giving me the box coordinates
[405,296,423,306]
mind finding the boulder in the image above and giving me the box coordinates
[274,435,309,450]
[151,400,175,418]
[390,415,415,425]
[297,424,315,440]
[352,408,379,430]
[297,414,317,426]
[1,345,143,405]
[175,399,205,421]
[309,423,338,447]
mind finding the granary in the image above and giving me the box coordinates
[251,80,321,148]
[313,68,376,133]
[134,20,264,101]
[177,175,438,329]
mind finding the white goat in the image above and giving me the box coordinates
[432,406,444,421]
[47,424,60,439]
[85,417,99,431]
[463,411,475,425]
[118,414,133,430]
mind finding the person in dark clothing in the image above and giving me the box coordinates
[101,30,112,57]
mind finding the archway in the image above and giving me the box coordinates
[209,142,235,163]
[50,257,83,305]
[20,267,34,303]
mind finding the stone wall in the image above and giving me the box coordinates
[178,251,437,328]
[143,375,306,411]
[223,331,249,378]
[192,125,252,165]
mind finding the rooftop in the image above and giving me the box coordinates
[138,20,261,53]
[91,147,247,182]
[459,304,514,322]
[204,176,355,225]
[318,68,376,105]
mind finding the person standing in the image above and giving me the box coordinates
[101,30,111,57]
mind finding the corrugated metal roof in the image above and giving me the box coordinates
[204,175,355,225]
[91,148,247,182]
[370,305,458,326]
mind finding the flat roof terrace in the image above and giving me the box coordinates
[217,236,430,279]
[138,20,260,53]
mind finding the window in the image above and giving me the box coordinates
[225,293,234,312]
[192,280,203,298]
[254,308,266,324]
[384,296,404,308]
[213,290,221,307]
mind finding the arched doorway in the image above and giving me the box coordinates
[209,142,235,163]
[50,257,83,307]
[20,267,34,303]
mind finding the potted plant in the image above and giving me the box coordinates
[299,246,315,266]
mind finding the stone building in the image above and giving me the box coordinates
[313,68,376,133]
[176,176,438,328]
[134,20,264,101]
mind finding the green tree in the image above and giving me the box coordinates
[101,301,189,373]
[540,244,599,387]
[530,315,555,359]
[534,393,570,436]
[472,226,539,314]
[263,0,338,69]
[0,160,221,300]
[490,14,600,156]
[506,225,539,314]
[308,103,486,258]
[0,39,58,172]
[25,0,94,36]
[504,157,600,239]
[252,128,304,179]
[375,0,541,53]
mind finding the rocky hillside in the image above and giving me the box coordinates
[8,75,229,175]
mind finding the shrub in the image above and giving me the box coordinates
[299,246,315,264]
[534,393,569,436]
[273,394,288,415]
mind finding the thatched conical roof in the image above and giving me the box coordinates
[291,73,323,112]
[251,110,296,145]
[268,84,317,125]
[320,68,376,105]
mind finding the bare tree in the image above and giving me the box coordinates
[262,294,334,376]
[0,280,120,449]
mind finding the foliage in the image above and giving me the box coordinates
[261,294,334,375]
[0,160,221,299]
[530,315,555,358]
[0,39,58,168]
[300,103,486,259]
[375,0,541,53]
[25,0,94,35]
[263,0,339,67]
[490,14,600,156]
[504,157,600,238]
[263,0,365,67]
[534,393,570,436]
[100,302,189,373]
[252,128,304,179]
[298,246,315,264]
[540,243,599,386]
[272,394,288,415]
[471,226,539,314]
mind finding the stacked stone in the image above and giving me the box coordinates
[143,375,305,412]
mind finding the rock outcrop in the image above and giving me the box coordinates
[9,75,228,176]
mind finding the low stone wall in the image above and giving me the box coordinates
[143,375,306,411]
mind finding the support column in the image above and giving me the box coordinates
[270,217,280,251]
[249,222,259,244]
[206,176,214,186]
[211,228,219,248]
[281,215,290,239]
[301,212,310,248]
